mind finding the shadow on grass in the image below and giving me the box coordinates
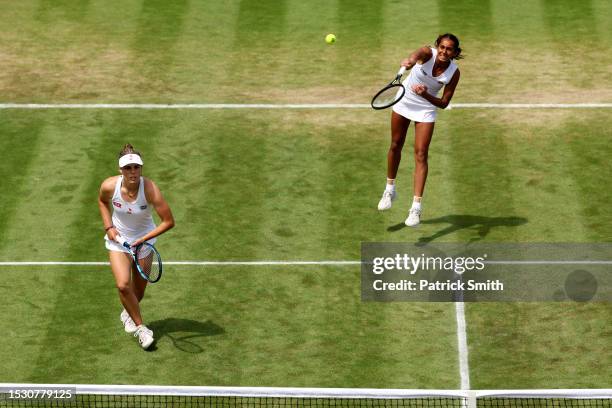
[388,214,528,243]
[147,318,224,353]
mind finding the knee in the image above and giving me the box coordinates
[414,149,428,164]
[116,281,132,295]
[389,139,404,153]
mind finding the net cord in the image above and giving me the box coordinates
[1,384,610,400]
[0,384,465,399]
[474,390,612,399]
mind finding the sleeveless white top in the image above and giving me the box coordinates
[105,176,156,243]
[393,47,458,122]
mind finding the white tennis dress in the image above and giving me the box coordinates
[105,176,156,253]
[393,47,458,123]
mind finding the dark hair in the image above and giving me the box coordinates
[118,143,141,159]
[435,33,463,60]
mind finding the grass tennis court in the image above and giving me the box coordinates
[1,0,611,392]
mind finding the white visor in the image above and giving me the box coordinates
[119,154,144,168]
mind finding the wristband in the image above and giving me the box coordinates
[104,225,115,232]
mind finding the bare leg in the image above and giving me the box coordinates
[109,250,144,326]
[131,258,149,303]
[412,121,435,198]
[387,111,411,180]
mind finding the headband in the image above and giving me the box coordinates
[119,154,143,168]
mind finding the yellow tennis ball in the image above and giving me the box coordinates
[325,34,336,44]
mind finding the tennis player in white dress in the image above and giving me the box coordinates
[377,34,462,227]
[98,144,175,349]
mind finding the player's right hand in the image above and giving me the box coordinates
[114,234,126,246]
[401,58,414,69]
[107,227,119,242]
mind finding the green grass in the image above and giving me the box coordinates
[0,0,611,392]
[1,1,611,103]
[0,109,610,389]
[2,266,457,387]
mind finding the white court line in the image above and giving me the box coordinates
[455,302,471,391]
[448,103,612,109]
[487,260,612,265]
[0,103,611,109]
[0,103,365,109]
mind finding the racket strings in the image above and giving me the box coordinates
[142,257,161,281]
[136,246,162,282]
[372,85,404,109]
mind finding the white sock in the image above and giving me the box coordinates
[411,197,422,210]
[385,179,395,192]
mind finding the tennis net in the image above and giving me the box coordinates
[0,385,610,408]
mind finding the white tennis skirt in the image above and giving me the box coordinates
[393,94,437,123]
[104,235,156,254]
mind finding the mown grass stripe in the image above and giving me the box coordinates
[0,114,44,254]
[564,113,612,241]
[441,110,518,390]
[27,111,117,383]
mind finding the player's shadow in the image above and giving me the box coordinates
[147,318,225,353]
[388,214,527,243]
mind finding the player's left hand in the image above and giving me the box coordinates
[131,238,145,248]
[412,84,428,95]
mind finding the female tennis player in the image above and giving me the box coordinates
[377,33,462,227]
[98,144,175,349]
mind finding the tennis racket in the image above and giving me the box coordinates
[371,66,407,110]
[118,237,163,283]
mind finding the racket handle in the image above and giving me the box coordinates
[116,236,130,249]
[398,66,407,76]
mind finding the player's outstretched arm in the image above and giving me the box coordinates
[400,46,433,70]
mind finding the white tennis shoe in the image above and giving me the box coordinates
[120,309,138,334]
[377,189,396,211]
[134,325,154,349]
[405,207,421,227]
